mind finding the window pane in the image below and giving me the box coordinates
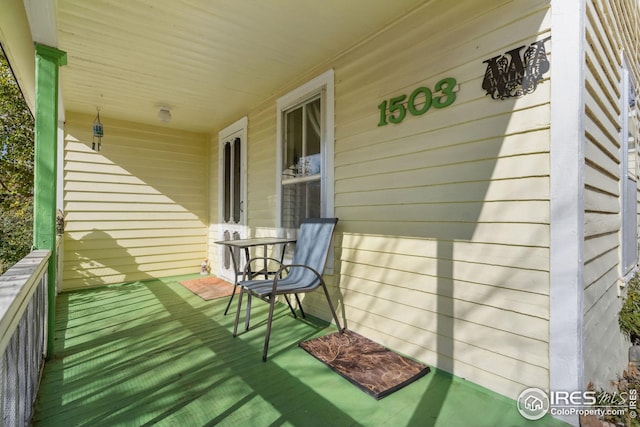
[281,180,321,230]
[284,107,303,178]
[305,98,321,156]
[622,66,639,274]
[628,84,639,178]
[280,86,327,234]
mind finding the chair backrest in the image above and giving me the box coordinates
[287,218,338,284]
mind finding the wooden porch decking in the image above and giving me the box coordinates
[33,275,567,427]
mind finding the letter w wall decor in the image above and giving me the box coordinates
[482,36,551,100]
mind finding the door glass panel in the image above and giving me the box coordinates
[233,138,241,222]
[223,142,231,222]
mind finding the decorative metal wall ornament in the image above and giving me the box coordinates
[482,36,551,100]
[92,109,104,151]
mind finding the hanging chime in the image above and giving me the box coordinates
[92,110,104,151]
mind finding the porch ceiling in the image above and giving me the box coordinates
[54,0,430,133]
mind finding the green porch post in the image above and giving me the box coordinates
[33,43,66,360]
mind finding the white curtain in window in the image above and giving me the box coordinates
[307,101,321,140]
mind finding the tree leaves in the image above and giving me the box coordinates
[0,47,34,273]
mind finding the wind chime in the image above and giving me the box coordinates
[92,109,104,151]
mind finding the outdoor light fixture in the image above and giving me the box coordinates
[92,109,103,151]
[158,107,172,123]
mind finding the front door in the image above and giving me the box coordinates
[218,118,247,281]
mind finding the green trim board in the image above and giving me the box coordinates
[33,43,66,359]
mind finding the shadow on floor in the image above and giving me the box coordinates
[33,275,569,427]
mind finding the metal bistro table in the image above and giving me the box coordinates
[215,237,296,315]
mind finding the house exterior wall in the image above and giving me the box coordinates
[62,112,209,289]
[330,0,552,401]
[582,0,640,390]
[220,0,553,400]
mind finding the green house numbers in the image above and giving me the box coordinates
[377,77,458,126]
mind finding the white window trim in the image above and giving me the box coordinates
[275,69,335,230]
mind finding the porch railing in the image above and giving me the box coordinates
[0,250,51,427]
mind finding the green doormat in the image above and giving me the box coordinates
[299,330,430,399]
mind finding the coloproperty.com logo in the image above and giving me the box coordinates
[517,387,637,420]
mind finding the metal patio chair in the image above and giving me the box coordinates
[233,217,344,361]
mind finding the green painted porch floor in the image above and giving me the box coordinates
[33,275,568,427]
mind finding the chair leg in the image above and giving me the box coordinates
[244,294,252,331]
[233,287,244,337]
[262,294,278,362]
[223,284,237,315]
[294,294,306,318]
[321,282,343,332]
[283,295,297,318]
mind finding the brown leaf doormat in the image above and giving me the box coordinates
[299,330,430,399]
[178,276,237,301]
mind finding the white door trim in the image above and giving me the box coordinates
[217,116,248,280]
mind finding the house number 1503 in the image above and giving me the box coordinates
[377,77,458,126]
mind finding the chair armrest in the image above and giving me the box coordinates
[271,264,323,294]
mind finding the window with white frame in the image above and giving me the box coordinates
[276,70,334,236]
[621,60,639,276]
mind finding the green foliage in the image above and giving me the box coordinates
[0,47,34,273]
[604,273,640,425]
[620,274,640,344]
[590,370,640,427]
[0,196,32,273]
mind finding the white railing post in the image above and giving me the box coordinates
[0,251,51,427]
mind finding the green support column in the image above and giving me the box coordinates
[33,43,66,360]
